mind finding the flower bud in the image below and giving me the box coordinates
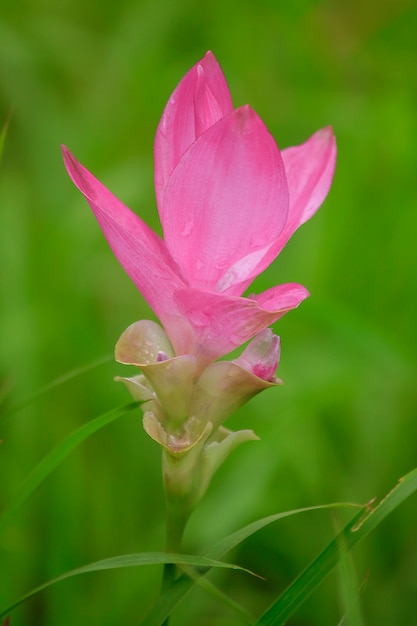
[235,328,281,382]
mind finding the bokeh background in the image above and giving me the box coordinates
[1,0,416,624]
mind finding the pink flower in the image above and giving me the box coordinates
[62,51,336,369]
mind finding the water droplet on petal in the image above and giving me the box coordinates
[181,221,194,237]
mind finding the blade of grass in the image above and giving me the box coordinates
[0,552,257,620]
[140,502,361,626]
[254,466,417,625]
[203,503,358,562]
[0,113,11,161]
[0,401,140,535]
[334,514,365,626]
[337,571,369,626]
[183,565,256,624]
[0,377,14,411]
[1,354,113,421]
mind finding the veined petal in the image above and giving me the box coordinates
[190,360,276,432]
[174,283,308,365]
[140,356,197,430]
[114,374,154,402]
[61,147,187,344]
[163,106,289,292]
[197,427,259,502]
[217,127,336,296]
[154,51,233,216]
[114,319,197,428]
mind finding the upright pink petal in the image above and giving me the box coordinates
[282,126,336,229]
[174,283,308,366]
[61,146,189,346]
[218,127,337,296]
[193,60,232,138]
[154,51,233,216]
[162,105,289,292]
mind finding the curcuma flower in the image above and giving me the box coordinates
[62,51,336,370]
[62,52,335,510]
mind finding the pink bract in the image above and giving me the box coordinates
[62,51,336,367]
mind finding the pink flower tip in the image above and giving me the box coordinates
[235,329,281,382]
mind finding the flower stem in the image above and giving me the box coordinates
[160,501,190,626]
[161,506,188,590]
[160,448,196,625]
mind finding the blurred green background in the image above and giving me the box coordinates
[1,0,416,623]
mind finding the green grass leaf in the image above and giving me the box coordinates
[254,466,417,625]
[142,467,417,625]
[335,514,365,626]
[0,115,10,162]
[1,354,113,422]
[184,565,256,623]
[140,502,361,626]
[0,401,140,535]
[0,552,257,619]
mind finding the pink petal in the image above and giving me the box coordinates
[282,126,336,229]
[154,51,233,216]
[251,282,310,310]
[235,329,280,382]
[174,283,309,365]
[61,146,188,343]
[218,127,336,296]
[162,105,289,292]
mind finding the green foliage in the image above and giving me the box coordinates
[0,551,258,619]
[140,469,417,624]
[0,117,9,162]
[0,401,140,536]
[254,468,417,625]
[4,469,413,623]
[1,1,417,624]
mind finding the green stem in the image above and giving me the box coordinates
[160,449,196,625]
[161,505,188,590]
[160,500,190,626]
